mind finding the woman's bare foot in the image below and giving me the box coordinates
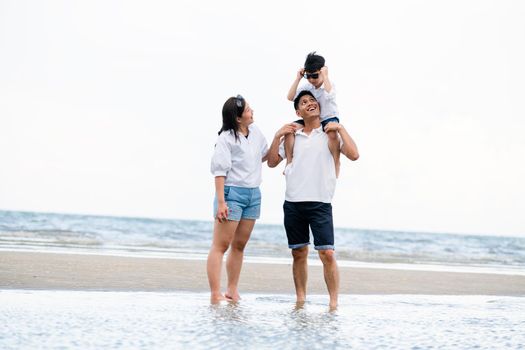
[210,292,227,304]
[225,291,241,302]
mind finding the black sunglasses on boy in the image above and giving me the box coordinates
[304,72,319,79]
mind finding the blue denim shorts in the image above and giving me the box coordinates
[213,186,261,221]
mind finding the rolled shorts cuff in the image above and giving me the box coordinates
[240,215,258,220]
[314,245,335,251]
[289,242,310,250]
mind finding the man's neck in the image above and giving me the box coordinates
[301,118,321,134]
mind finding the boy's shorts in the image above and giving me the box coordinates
[283,201,334,250]
[293,116,340,131]
[213,186,261,221]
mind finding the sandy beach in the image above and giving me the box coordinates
[1,251,524,295]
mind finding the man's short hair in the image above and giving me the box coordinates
[294,90,316,110]
[304,51,325,73]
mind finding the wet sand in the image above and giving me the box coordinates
[1,251,525,295]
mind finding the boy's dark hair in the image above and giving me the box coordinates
[218,95,245,142]
[304,51,325,73]
[293,90,316,110]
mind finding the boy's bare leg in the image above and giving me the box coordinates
[283,133,295,174]
[327,130,340,177]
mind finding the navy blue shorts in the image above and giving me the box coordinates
[283,201,334,250]
[293,116,340,131]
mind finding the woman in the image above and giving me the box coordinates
[207,95,268,303]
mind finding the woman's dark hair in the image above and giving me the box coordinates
[304,51,325,73]
[218,95,245,141]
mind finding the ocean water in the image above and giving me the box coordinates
[1,210,525,273]
[1,290,524,350]
[2,210,525,349]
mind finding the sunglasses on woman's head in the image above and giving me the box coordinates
[304,73,319,79]
[235,94,244,108]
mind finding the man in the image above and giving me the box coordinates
[267,90,359,309]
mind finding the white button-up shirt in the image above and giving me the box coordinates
[279,126,340,203]
[295,82,338,121]
[211,124,268,188]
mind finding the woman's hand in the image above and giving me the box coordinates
[216,200,229,223]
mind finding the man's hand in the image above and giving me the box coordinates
[326,123,359,161]
[323,122,341,133]
[276,123,299,139]
[268,123,299,168]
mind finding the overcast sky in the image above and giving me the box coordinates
[1,0,524,237]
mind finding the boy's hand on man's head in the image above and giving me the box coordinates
[320,66,329,78]
[296,68,305,80]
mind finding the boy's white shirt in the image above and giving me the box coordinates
[295,82,338,121]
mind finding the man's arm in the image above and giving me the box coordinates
[324,123,359,161]
[267,123,298,167]
[287,68,305,101]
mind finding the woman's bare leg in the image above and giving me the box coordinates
[207,219,239,303]
[225,219,255,301]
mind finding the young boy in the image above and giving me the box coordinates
[285,52,341,175]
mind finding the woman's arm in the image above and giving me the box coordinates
[214,176,229,223]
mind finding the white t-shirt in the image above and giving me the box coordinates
[211,124,268,188]
[279,126,340,203]
[295,82,338,121]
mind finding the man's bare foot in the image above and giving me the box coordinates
[294,301,306,311]
[329,301,338,312]
[210,293,227,304]
[283,162,292,175]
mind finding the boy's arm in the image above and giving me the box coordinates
[267,123,297,167]
[287,68,305,101]
[324,123,359,161]
[320,66,332,93]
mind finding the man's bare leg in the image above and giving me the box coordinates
[292,246,309,303]
[318,249,339,309]
[225,219,255,301]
